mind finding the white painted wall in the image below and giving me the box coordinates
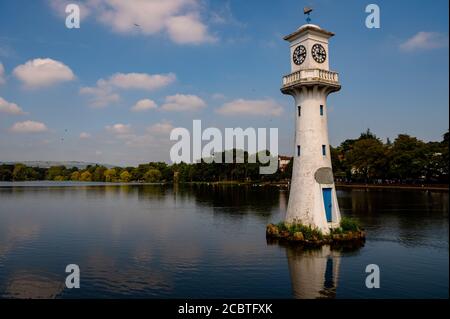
[283,24,341,235]
[285,87,341,234]
[289,25,331,72]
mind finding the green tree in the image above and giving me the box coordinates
[120,170,132,182]
[46,166,67,180]
[359,128,377,140]
[0,165,14,181]
[346,138,387,182]
[390,134,426,181]
[12,164,31,181]
[79,171,92,181]
[440,131,449,180]
[92,166,107,182]
[104,168,117,182]
[143,169,162,182]
[71,171,80,181]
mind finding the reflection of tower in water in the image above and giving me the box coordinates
[279,189,288,214]
[286,245,341,299]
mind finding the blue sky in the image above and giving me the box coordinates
[0,0,448,166]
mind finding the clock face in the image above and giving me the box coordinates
[311,43,326,63]
[292,45,306,65]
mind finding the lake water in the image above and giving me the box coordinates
[0,182,448,299]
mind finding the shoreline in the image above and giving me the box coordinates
[334,183,449,191]
[1,180,448,191]
[183,181,449,191]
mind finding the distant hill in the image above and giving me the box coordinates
[0,161,116,169]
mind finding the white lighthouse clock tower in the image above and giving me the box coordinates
[281,21,341,234]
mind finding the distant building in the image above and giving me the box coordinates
[278,155,293,172]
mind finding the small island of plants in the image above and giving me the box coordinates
[266,217,365,246]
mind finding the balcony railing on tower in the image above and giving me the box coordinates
[281,69,340,91]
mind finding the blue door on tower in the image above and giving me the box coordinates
[322,188,332,222]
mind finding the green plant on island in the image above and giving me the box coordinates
[329,217,361,235]
[275,221,324,240]
[267,216,364,243]
[339,217,361,232]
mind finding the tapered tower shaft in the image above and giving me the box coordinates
[281,24,341,234]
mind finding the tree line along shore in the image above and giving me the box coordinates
[0,130,448,187]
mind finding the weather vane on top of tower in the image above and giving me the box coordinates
[304,7,313,23]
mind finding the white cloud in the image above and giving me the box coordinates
[209,2,244,27]
[216,99,283,117]
[48,0,215,45]
[166,14,216,44]
[211,93,226,100]
[106,131,156,147]
[0,97,26,115]
[81,72,175,108]
[80,79,120,108]
[147,121,174,135]
[161,94,206,111]
[131,99,157,112]
[400,31,449,52]
[13,58,75,88]
[104,121,174,148]
[105,123,132,134]
[48,0,92,20]
[0,62,5,85]
[123,134,157,148]
[109,72,176,90]
[79,132,91,139]
[10,121,48,133]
